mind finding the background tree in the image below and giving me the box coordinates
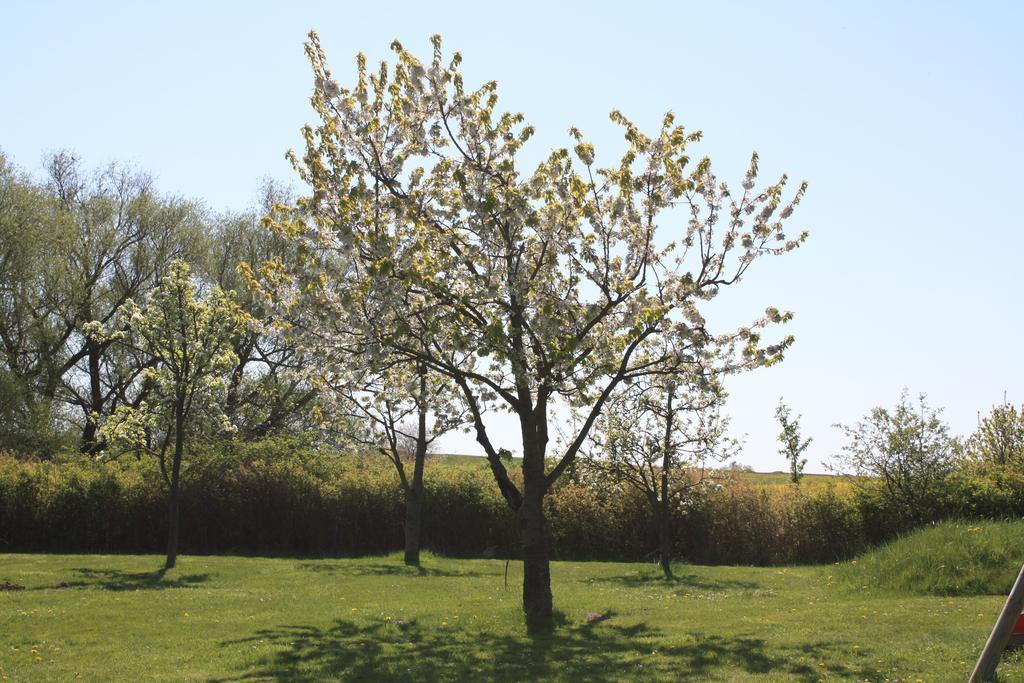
[316,355,467,566]
[268,32,808,631]
[46,152,202,452]
[584,340,738,578]
[244,183,472,566]
[775,398,811,485]
[961,394,1024,468]
[0,152,70,453]
[832,390,954,525]
[0,151,320,454]
[99,260,245,568]
[198,183,318,439]
[0,151,200,453]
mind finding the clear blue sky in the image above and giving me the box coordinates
[3,1,1021,472]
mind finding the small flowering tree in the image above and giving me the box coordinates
[314,353,467,567]
[241,199,472,568]
[99,260,245,569]
[270,31,809,631]
[584,339,740,579]
[775,398,812,485]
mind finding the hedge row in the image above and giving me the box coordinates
[0,446,518,558]
[2,442,1022,565]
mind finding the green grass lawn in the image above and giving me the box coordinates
[2,551,1022,681]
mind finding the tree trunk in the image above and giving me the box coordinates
[403,486,423,566]
[519,490,552,633]
[658,384,676,579]
[519,411,553,634]
[80,341,103,453]
[165,400,184,570]
[165,479,180,569]
[403,365,429,567]
[657,502,674,579]
[80,420,100,454]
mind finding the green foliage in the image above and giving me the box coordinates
[0,451,164,552]
[0,369,72,455]
[961,396,1024,468]
[833,390,955,525]
[0,151,205,453]
[0,153,70,453]
[837,520,1024,596]
[0,152,314,453]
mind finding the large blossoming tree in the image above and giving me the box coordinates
[268,32,809,631]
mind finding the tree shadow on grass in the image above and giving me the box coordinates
[219,615,876,682]
[588,569,762,592]
[295,562,501,579]
[57,567,211,591]
[666,633,875,681]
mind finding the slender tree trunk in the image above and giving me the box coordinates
[166,478,180,569]
[657,501,674,579]
[404,378,428,566]
[658,384,676,579]
[165,400,184,570]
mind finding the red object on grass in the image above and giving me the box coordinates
[1014,613,1024,636]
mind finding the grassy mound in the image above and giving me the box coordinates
[839,520,1024,596]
